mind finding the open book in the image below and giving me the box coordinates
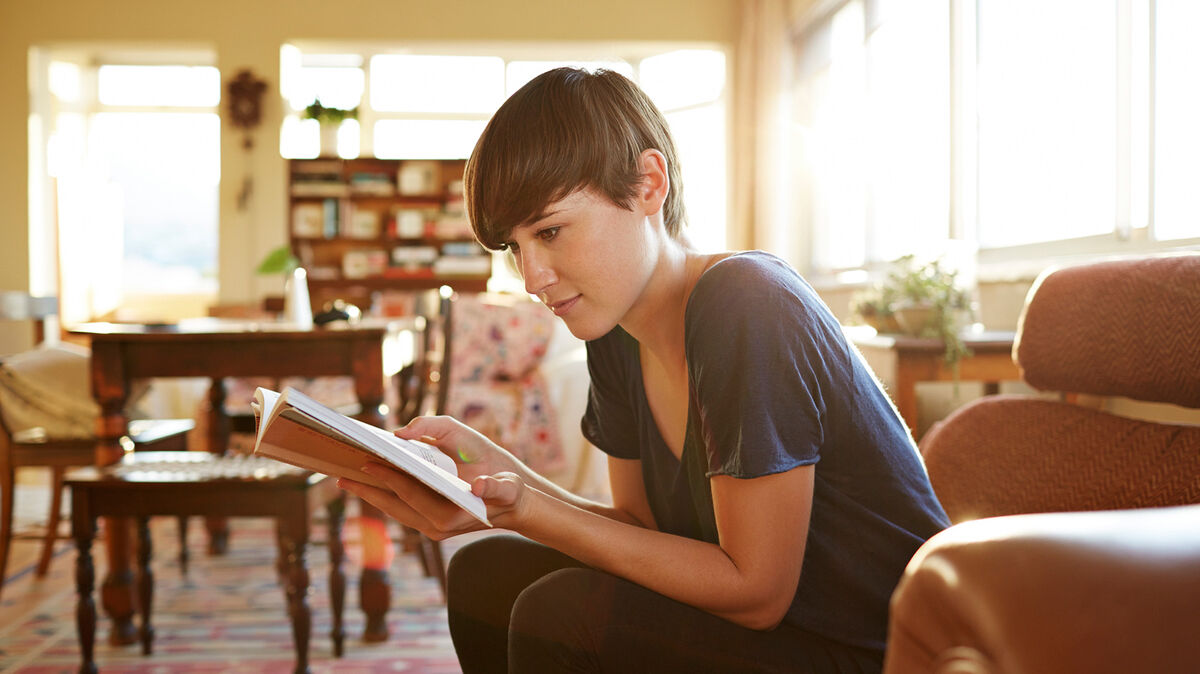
[250,386,489,526]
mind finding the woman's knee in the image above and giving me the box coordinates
[509,568,614,670]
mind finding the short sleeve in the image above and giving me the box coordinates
[686,254,844,478]
[581,329,641,460]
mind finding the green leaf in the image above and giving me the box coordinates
[256,246,300,275]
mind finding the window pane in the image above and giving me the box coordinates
[976,0,1117,247]
[1154,0,1200,241]
[287,65,364,111]
[506,60,633,96]
[864,0,950,262]
[810,1,868,270]
[374,119,486,159]
[49,61,81,103]
[98,66,220,107]
[88,112,220,294]
[668,102,726,251]
[371,55,504,113]
[639,49,726,111]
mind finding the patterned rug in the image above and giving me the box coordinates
[0,511,470,673]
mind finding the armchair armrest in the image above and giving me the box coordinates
[884,505,1200,674]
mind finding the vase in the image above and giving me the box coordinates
[284,267,314,329]
[319,123,339,157]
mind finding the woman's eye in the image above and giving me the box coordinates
[502,241,520,253]
[537,227,560,242]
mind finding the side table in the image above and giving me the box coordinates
[67,452,346,674]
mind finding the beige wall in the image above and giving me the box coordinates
[0,0,740,353]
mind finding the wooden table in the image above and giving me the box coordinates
[68,452,344,674]
[849,329,1020,437]
[69,318,416,644]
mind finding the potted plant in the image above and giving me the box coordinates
[850,285,901,334]
[854,255,976,371]
[303,99,358,156]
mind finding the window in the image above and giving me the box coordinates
[976,0,1117,247]
[791,0,1200,280]
[280,44,729,251]
[794,0,950,273]
[32,52,220,324]
[1154,0,1200,241]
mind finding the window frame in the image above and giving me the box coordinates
[791,0,1200,287]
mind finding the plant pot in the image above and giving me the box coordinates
[319,123,339,157]
[894,304,935,336]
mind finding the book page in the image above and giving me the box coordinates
[251,387,281,449]
[260,386,488,526]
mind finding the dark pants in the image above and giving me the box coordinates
[446,533,883,674]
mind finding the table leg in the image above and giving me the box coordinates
[357,500,392,643]
[100,519,138,646]
[90,342,138,645]
[279,517,312,674]
[894,360,923,438]
[351,358,393,642]
[74,506,98,674]
[136,517,154,655]
[327,494,346,657]
[205,379,231,555]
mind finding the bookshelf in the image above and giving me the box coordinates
[287,157,491,312]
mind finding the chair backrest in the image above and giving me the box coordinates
[920,396,1200,522]
[1014,254,1200,408]
[0,292,58,345]
[395,287,455,423]
[922,254,1200,523]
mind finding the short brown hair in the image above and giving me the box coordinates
[464,67,686,250]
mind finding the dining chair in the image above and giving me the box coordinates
[391,286,456,594]
[0,389,193,598]
[0,294,195,597]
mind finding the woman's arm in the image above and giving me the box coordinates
[342,453,813,630]
[513,464,813,630]
[391,415,651,528]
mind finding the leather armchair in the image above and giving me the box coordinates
[885,255,1200,673]
[885,504,1200,674]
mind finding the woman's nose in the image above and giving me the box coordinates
[519,248,556,296]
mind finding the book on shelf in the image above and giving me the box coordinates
[433,255,492,276]
[345,206,382,238]
[251,386,490,526]
[292,203,325,237]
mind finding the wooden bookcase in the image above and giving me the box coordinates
[287,157,491,313]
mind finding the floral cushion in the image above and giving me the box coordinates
[451,294,555,381]
[446,294,565,476]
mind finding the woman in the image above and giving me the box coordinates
[338,67,949,673]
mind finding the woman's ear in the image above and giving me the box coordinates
[637,148,670,217]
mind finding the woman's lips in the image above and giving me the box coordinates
[548,295,581,316]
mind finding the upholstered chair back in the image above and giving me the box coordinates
[919,255,1200,523]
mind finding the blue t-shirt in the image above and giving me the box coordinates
[581,251,949,651]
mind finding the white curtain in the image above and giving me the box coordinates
[731,0,793,259]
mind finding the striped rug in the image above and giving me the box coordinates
[0,509,466,673]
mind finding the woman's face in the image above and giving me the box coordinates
[504,188,658,341]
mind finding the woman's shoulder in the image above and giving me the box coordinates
[689,250,815,316]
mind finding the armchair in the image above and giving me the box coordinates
[884,254,1200,673]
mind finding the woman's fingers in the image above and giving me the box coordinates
[395,415,464,442]
[395,415,496,468]
[336,477,436,532]
[358,462,480,532]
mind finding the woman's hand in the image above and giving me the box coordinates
[337,464,533,539]
[336,414,536,539]
[394,414,521,483]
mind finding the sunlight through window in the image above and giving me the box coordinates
[1154,0,1200,241]
[98,65,220,107]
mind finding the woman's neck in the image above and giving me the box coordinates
[621,239,721,370]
